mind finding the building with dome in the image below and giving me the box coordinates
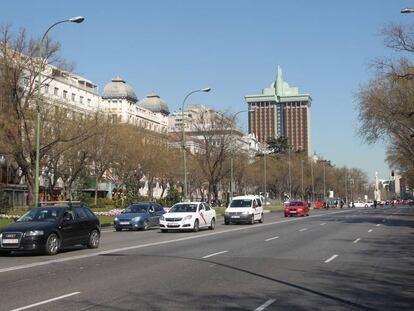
[140,92,170,116]
[100,78,169,134]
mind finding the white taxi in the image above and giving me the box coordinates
[159,202,216,232]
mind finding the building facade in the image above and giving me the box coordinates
[100,78,169,134]
[245,65,312,155]
[168,105,259,155]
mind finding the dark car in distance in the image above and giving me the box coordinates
[0,204,100,256]
[113,202,165,231]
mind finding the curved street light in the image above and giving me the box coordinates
[401,8,414,13]
[229,109,252,201]
[34,16,85,207]
[181,87,211,200]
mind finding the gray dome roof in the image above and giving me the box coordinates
[140,92,170,115]
[102,77,138,103]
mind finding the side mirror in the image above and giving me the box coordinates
[13,217,19,222]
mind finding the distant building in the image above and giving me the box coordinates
[245,65,312,156]
[168,105,259,155]
[101,78,169,134]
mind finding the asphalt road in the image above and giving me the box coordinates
[0,206,413,311]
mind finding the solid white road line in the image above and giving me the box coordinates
[353,238,361,244]
[265,236,279,242]
[202,250,228,259]
[254,299,277,311]
[299,228,308,232]
[368,229,373,232]
[10,292,81,311]
[0,209,355,274]
[320,222,326,226]
[324,254,338,263]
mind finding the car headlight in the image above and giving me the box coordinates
[114,217,119,222]
[25,230,44,237]
[0,233,2,239]
[159,215,165,221]
[183,215,192,221]
[241,211,249,215]
[132,217,141,222]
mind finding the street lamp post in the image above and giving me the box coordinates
[350,178,354,203]
[288,145,292,199]
[264,150,267,208]
[181,88,211,201]
[310,159,315,203]
[301,159,304,200]
[345,172,348,204]
[229,109,252,201]
[34,16,85,208]
[323,162,326,201]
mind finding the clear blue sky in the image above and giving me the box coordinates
[1,0,409,181]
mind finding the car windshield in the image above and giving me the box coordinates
[169,204,198,213]
[18,207,63,222]
[124,204,149,213]
[289,202,304,206]
[230,199,252,208]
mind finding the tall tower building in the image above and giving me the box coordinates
[245,65,312,155]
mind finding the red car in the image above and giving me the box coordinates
[312,201,324,209]
[285,201,310,217]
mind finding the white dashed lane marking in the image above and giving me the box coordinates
[202,250,228,259]
[324,254,338,263]
[254,299,277,311]
[10,292,81,311]
[265,236,280,242]
[353,238,360,244]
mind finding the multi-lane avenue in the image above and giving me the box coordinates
[0,206,413,311]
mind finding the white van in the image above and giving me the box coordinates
[224,195,264,225]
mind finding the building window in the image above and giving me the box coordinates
[87,98,91,106]
[44,84,49,94]
[80,96,84,104]
[63,90,68,99]
[54,87,59,96]
[71,93,75,101]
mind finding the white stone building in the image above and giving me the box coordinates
[101,78,169,134]
[168,105,259,155]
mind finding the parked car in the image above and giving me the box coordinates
[0,204,100,256]
[114,202,165,231]
[159,202,216,232]
[284,201,310,217]
[224,195,264,224]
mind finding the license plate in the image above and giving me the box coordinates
[167,223,179,226]
[231,216,240,218]
[120,221,130,225]
[2,239,18,244]
[290,211,297,214]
